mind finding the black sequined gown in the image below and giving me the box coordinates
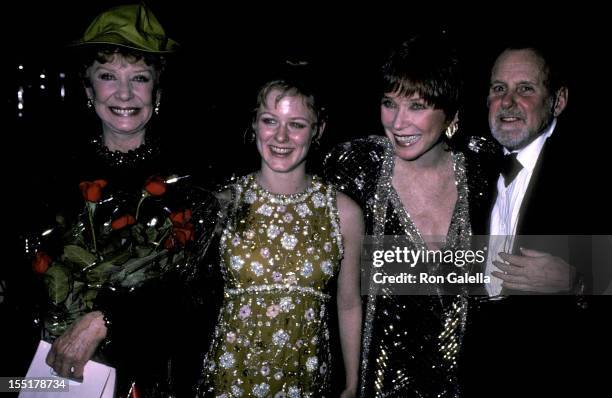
[324,135,496,398]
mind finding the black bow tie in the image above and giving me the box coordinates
[501,153,523,187]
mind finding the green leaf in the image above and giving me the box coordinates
[72,280,86,296]
[86,260,120,284]
[135,245,153,258]
[120,270,150,288]
[104,250,133,266]
[82,288,99,311]
[110,250,168,286]
[63,280,87,314]
[161,217,173,229]
[131,224,146,244]
[145,226,159,242]
[63,245,97,268]
[44,263,72,305]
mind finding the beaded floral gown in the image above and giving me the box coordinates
[201,174,343,397]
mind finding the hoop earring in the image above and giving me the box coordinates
[445,122,458,139]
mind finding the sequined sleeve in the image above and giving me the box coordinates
[322,136,388,210]
[462,136,502,236]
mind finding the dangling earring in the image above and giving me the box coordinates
[445,121,459,139]
[243,128,256,144]
[87,98,94,109]
[154,100,161,115]
[311,124,323,148]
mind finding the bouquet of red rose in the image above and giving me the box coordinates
[30,175,197,338]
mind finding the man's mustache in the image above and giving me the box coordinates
[496,110,525,119]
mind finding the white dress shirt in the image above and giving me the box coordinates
[485,119,557,296]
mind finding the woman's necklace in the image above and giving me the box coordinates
[91,135,160,167]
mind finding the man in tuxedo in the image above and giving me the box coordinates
[462,44,604,396]
[484,46,581,294]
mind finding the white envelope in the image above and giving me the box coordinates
[19,340,116,398]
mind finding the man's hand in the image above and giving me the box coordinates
[45,311,108,379]
[491,247,574,293]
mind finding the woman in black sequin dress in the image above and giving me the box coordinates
[324,33,498,397]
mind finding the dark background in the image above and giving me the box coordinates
[2,0,608,387]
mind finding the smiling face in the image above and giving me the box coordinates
[255,88,320,175]
[85,54,159,138]
[487,49,567,150]
[381,92,450,161]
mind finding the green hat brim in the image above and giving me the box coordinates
[68,33,179,54]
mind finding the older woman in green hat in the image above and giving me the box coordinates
[71,2,178,159]
[41,4,214,396]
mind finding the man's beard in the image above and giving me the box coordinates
[491,103,554,150]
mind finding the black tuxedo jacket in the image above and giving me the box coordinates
[462,122,605,396]
[488,122,595,292]
[513,124,590,236]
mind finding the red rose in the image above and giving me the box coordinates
[78,179,108,202]
[32,251,52,274]
[111,214,136,230]
[163,236,176,250]
[170,209,192,225]
[173,224,195,246]
[144,176,166,196]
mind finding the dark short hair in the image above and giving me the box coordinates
[254,62,327,128]
[381,33,461,121]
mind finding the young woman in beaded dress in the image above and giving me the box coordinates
[199,67,363,397]
[324,33,497,397]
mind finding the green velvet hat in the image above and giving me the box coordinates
[70,3,179,53]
